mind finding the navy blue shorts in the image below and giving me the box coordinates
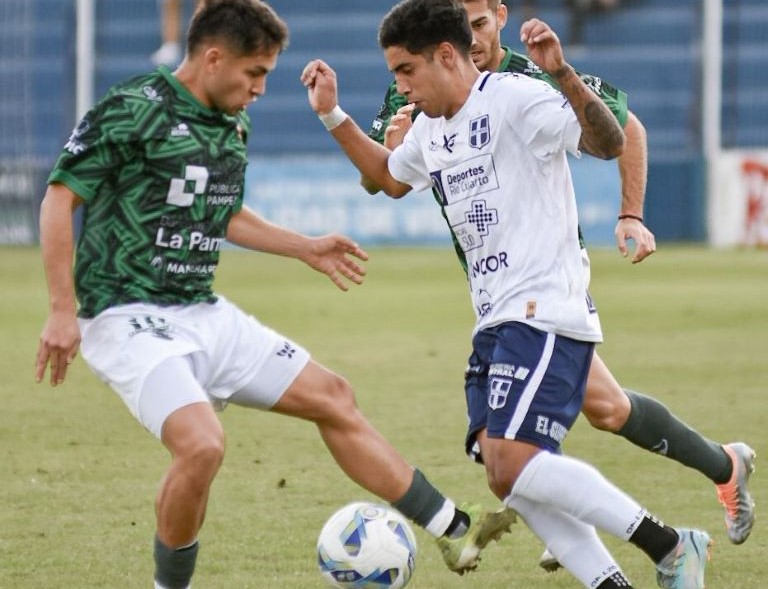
[464,322,594,462]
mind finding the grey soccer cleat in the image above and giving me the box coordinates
[716,442,756,544]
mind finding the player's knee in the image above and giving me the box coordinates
[485,463,518,501]
[318,373,359,422]
[175,432,225,480]
[584,358,630,431]
[488,473,518,501]
[582,395,629,432]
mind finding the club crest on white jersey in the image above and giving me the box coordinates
[469,114,491,149]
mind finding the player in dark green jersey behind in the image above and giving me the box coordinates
[361,0,756,565]
[34,1,515,587]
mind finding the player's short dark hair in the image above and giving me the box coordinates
[187,0,289,57]
[379,0,472,58]
[466,0,503,11]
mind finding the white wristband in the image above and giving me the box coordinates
[318,105,348,131]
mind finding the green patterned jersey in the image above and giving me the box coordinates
[49,66,250,318]
[366,47,629,271]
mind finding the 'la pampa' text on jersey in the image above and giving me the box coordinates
[48,66,250,318]
[388,72,602,343]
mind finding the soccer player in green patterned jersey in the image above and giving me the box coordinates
[361,0,756,563]
[34,1,515,587]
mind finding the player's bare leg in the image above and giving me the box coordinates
[273,360,515,573]
[580,353,631,431]
[272,361,414,501]
[157,402,224,544]
[155,401,225,589]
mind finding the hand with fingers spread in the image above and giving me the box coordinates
[301,234,369,292]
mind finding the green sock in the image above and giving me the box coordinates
[391,469,446,529]
[617,390,731,483]
[154,536,198,589]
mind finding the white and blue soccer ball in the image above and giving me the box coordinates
[317,501,418,589]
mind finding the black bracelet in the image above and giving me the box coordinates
[618,214,643,223]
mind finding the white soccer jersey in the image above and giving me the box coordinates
[389,71,602,342]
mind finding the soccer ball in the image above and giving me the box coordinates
[317,502,418,589]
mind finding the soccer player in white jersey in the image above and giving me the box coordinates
[303,0,712,587]
[369,0,755,558]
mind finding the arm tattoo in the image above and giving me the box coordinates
[556,66,624,159]
[582,101,625,159]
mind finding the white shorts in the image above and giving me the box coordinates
[78,296,310,437]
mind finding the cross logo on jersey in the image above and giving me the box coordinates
[469,115,490,149]
[466,200,498,234]
[452,199,499,252]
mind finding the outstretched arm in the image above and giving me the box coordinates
[226,206,368,292]
[302,59,412,198]
[616,111,656,263]
[521,19,625,160]
[36,183,83,386]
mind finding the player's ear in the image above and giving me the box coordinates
[202,46,224,72]
[497,2,508,30]
[437,42,456,67]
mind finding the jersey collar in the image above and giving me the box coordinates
[497,47,514,73]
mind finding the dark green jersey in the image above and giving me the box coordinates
[366,47,629,270]
[49,66,250,318]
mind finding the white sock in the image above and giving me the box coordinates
[424,498,456,537]
[507,493,626,588]
[507,451,646,540]
[154,583,190,589]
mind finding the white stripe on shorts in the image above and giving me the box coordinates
[504,332,555,440]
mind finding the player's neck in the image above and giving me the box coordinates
[173,60,213,110]
[486,47,506,73]
[445,68,481,119]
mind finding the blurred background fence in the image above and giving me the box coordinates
[1,0,766,246]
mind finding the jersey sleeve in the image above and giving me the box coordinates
[47,94,141,202]
[387,122,430,192]
[502,75,581,159]
[503,50,628,127]
[367,81,409,144]
[575,72,628,128]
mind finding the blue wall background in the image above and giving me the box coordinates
[3,0,767,244]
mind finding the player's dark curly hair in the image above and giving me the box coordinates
[379,0,472,58]
[187,0,289,57]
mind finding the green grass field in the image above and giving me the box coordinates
[1,245,766,588]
